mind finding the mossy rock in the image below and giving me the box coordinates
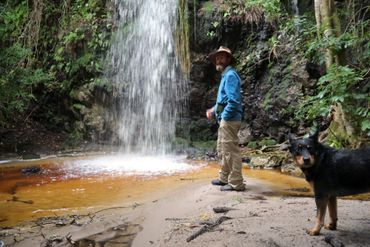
[247,141,259,149]
[172,137,191,149]
[63,122,85,148]
[259,139,277,146]
[191,140,217,150]
[21,154,41,160]
[201,1,214,13]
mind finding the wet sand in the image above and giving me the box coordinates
[1,176,370,246]
[132,178,370,247]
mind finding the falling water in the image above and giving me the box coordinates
[107,0,187,154]
[291,0,300,31]
[292,0,299,16]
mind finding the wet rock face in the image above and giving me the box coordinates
[281,0,314,15]
[192,12,247,53]
[191,9,221,52]
[187,58,217,119]
[185,1,256,142]
[70,83,116,142]
[243,57,301,141]
[189,1,257,53]
[186,0,318,143]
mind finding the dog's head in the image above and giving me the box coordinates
[288,131,319,169]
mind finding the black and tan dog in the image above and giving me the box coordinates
[288,131,370,235]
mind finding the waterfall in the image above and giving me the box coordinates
[292,0,299,16]
[106,0,187,155]
[291,0,300,31]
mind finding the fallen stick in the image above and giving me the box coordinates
[186,216,231,242]
[212,207,235,214]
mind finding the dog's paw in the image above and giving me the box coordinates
[306,228,320,236]
[324,223,337,230]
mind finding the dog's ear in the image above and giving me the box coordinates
[287,133,297,153]
[288,133,296,145]
[308,128,319,142]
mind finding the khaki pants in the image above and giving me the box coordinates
[217,120,245,190]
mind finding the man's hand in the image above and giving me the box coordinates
[206,108,214,120]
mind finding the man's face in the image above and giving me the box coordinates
[215,52,231,72]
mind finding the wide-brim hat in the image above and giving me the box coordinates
[208,46,236,65]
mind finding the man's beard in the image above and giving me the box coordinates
[216,64,225,72]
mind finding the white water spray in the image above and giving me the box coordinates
[107,0,186,155]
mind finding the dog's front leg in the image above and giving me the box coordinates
[324,196,337,230]
[307,196,328,235]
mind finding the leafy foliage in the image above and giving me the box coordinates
[202,1,214,13]
[0,0,27,43]
[297,64,369,137]
[1,0,369,146]
[297,2,370,139]
[257,1,370,141]
[0,1,53,126]
[0,0,112,131]
[221,0,281,23]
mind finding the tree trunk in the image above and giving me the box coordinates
[314,0,322,33]
[314,0,355,146]
[314,0,345,70]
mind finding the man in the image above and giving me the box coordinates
[206,46,245,192]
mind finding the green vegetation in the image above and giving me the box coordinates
[247,139,277,149]
[191,140,217,150]
[0,0,368,149]
[0,0,112,133]
[202,1,215,13]
[206,21,219,38]
[297,2,370,143]
[249,0,369,145]
[221,0,281,23]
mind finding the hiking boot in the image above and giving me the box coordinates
[220,184,246,192]
[211,179,227,186]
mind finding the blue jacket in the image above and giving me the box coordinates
[214,66,243,122]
